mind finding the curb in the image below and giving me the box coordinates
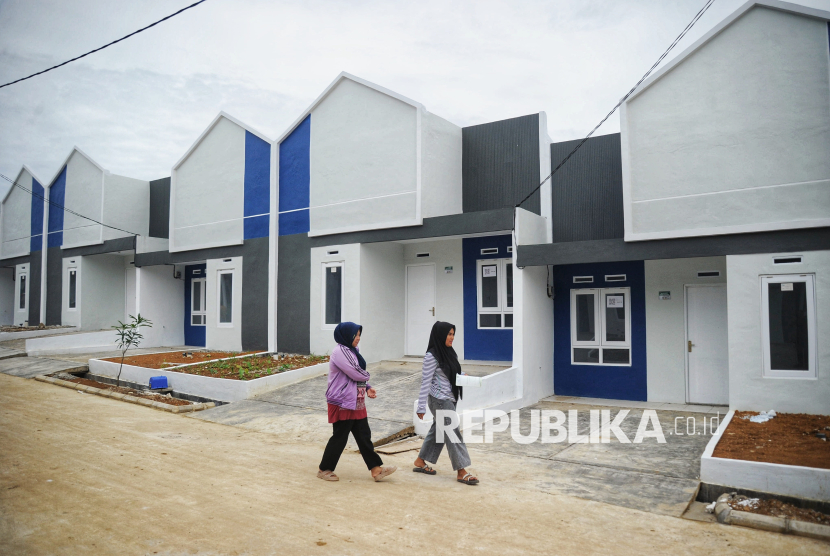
[715,494,830,541]
[34,375,215,414]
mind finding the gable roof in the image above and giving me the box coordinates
[626,0,830,103]
[275,71,426,144]
[46,146,106,188]
[2,165,46,204]
[173,111,273,171]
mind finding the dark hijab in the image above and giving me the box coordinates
[333,321,366,370]
[427,321,462,401]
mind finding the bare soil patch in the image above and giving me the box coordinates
[726,495,830,526]
[713,411,830,469]
[0,324,72,332]
[164,353,329,381]
[103,350,257,369]
[64,376,191,406]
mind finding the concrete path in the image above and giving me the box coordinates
[0,347,26,360]
[0,355,87,379]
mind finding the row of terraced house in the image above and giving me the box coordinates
[1,1,828,413]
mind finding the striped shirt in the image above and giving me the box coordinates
[417,352,455,414]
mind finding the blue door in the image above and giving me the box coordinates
[184,264,207,347]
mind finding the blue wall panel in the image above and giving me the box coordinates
[462,234,513,361]
[184,264,207,347]
[278,116,310,235]
[243,131,271,239]
[47,167,66,248]
[553,260,647,401]
[30,177,44,252]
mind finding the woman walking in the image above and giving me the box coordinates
[413,321,479,485]
[318,322,397,482]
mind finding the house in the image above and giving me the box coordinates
[0,166,46,326]
[516,0,830,414]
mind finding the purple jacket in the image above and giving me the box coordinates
[325,345,372,410]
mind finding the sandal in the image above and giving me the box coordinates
[373,466,397,482]
[317,470,339,481]
[457,473,479,485]
[413,464,437,475]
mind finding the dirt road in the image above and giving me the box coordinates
[1,374,827,555]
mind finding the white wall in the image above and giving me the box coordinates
[62,151,104,248]
[103,174,149,241]
[309,78,419,236]
[172,117,245,251]
[1,169,33,259]
[0,267,13,325]
[309,244,361,355]
[136,264,184,347]
[205,256,242,351]
[13,263,29,326]
[726,250,830,414]
[622,6,830,240]
[421,112,462,219]
[402,239,465,360]
[78,254,127,331]
[125,258,136,318]
[359,243,405,362]
[644,257,727,403]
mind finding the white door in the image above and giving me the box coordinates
[406,264,436,355]
[686,285,729,405]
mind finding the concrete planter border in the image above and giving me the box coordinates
[88,357,330,402]
[701,410,830,502]
[714,493,830,541]
[34,375,214,414]
[0,327,77,342]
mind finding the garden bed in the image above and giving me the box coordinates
[60,375,191,406]
[168,353,329,380]
[712,411,830,469]
[103,350,258,369]
[724,495,830,526]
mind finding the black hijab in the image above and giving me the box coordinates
[427,321,462,401]
[333,321,366,371]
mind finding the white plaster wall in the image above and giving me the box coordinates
[623,6,830,240]
[172,117,245,251]
[1,170,32,259]
[515,207,548,246]
[402,239,465,360]
[125,258,136,318]
[309,79,418,235]
[62,151,104,248]
[103,174,149,241]
[0,267,13,325]
[309,244,361,355]
[136,264,184,347]
[13,263,29,325]
[644,257,727,403]
[538,112,553,243]
[726,250,830,414]
[513,263,554,404]
[78,254,127,331]
[61,257,81,328]
[359,243,405,362]
[205,256,242,351]
[421,112,462,218]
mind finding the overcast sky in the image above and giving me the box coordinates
[1,0,829,198]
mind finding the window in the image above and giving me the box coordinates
[322,262,343,328]
[761,275,816,378]
[18,273,27,310]
[218,271,233,326]
[570,288,631,365]
[191,278,206,326]
[68,269,77,310]
[476,258,513,329]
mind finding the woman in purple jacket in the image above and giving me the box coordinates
[318,322,397,482]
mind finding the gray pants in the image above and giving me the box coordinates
[419,395,471,471]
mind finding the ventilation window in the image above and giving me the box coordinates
[327,250,339,255]
[507,246,513,253]
[573,276,593,284]
[480,248,499,255]
[416,252,430,258]
[605,274,626,282]
[697,271,720,277]
[774,256,802,265]
[193,269,202,275]
[223,259,232,263]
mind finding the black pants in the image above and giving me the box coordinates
[319,418,383,472]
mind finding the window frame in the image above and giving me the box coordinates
[18,271,28,311]
[321,261,344,330]
[191,277,206,326]
[760,274,817,379]
[67,268,78,311]
[570,287,631,366]
[216,269,234,327]
[475,258,513,330]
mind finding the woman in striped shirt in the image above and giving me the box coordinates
[413,321,479,485]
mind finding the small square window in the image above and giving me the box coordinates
[761,275,816,378]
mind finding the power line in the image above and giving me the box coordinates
[0,173,141,237]
[515,0,716,210]
[0,0,208,90]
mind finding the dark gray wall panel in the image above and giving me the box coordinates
[135,244,244,267]
[517,227,830,267]
[62,236,135,258]
[0,255,31,268]
[551,133,624,242]
[28,253,41,325]
[45,247,62,325]
[149,177,171,239]
[277,234,310,354]
[462,114,541,215]
[241,237,269,351]
[308,208,513,248]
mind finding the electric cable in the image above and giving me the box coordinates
[0,0,208,90]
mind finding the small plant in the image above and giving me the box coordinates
[278,363,291,372]
[112,314,153,387]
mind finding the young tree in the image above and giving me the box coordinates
[112,314,153,387]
